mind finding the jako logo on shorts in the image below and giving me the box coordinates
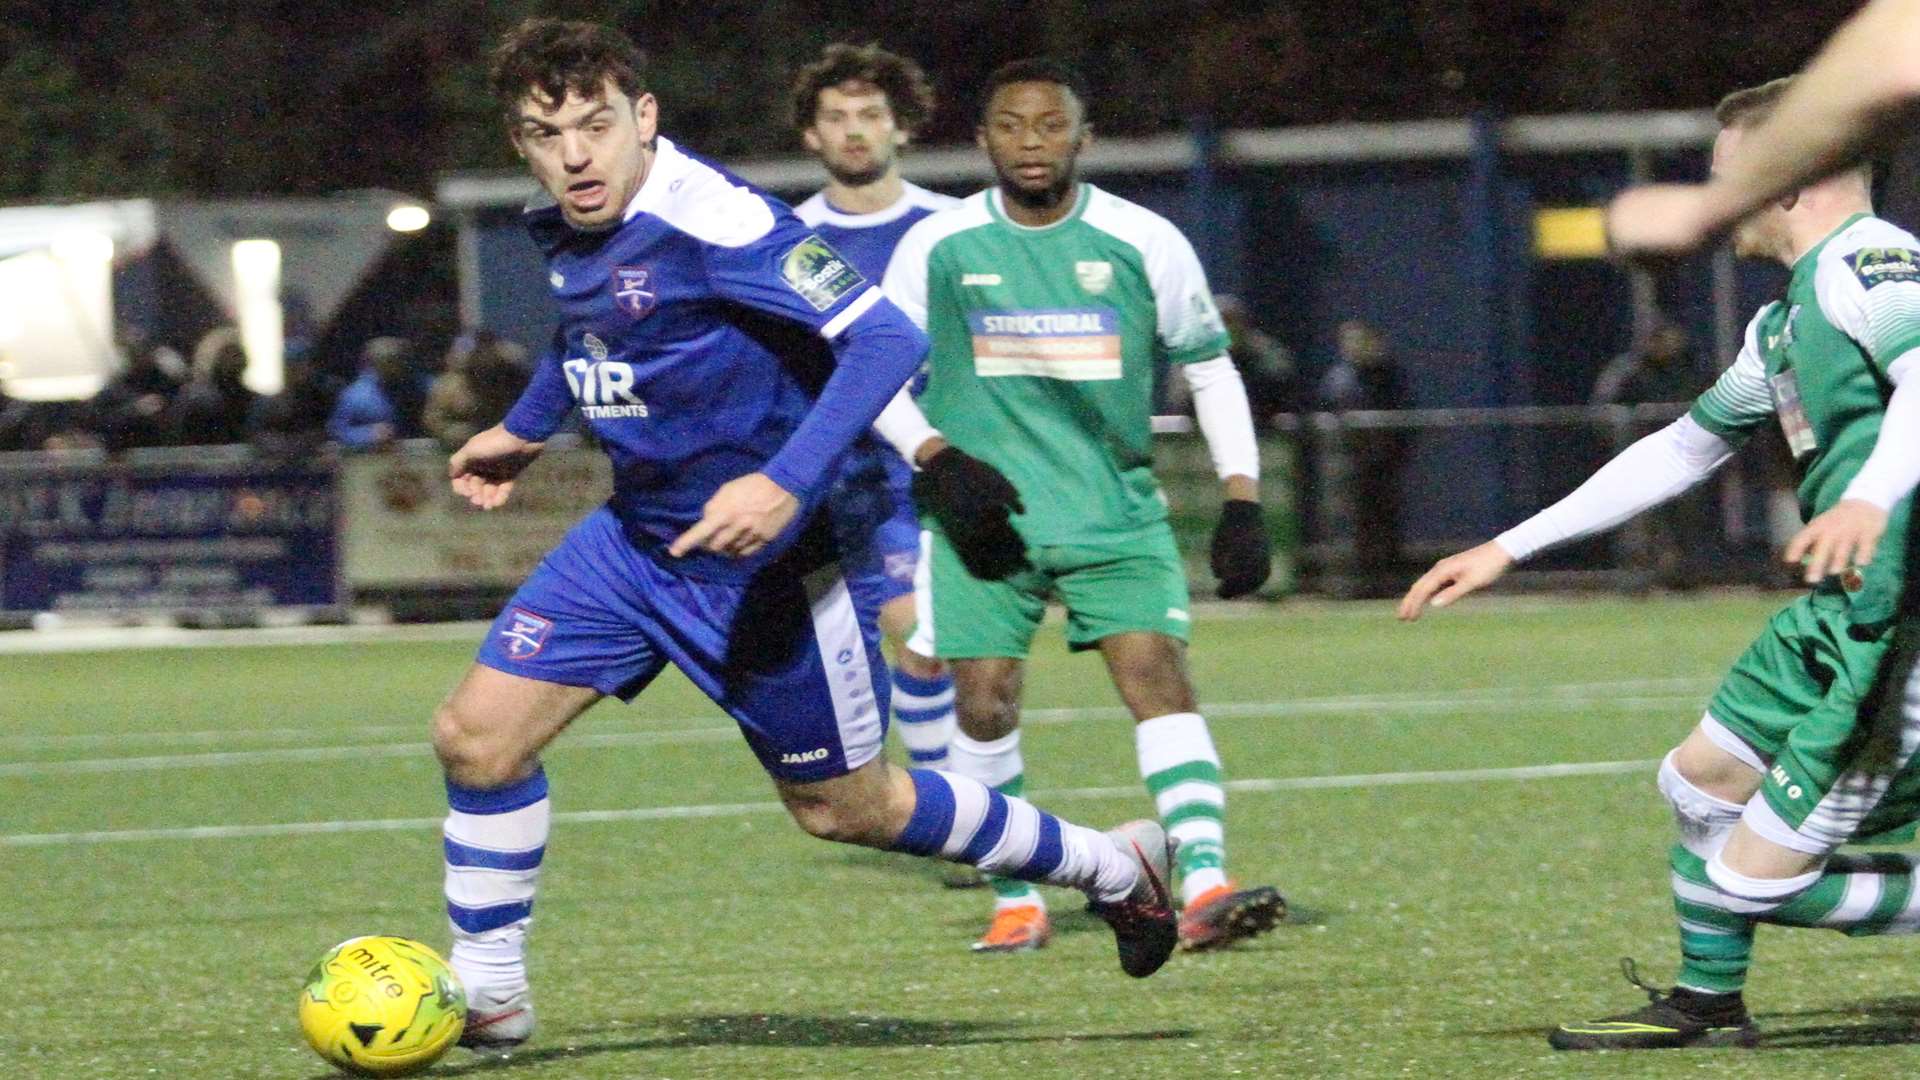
[969,308,1121,381]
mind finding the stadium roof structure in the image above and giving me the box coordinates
[0,191,425,399]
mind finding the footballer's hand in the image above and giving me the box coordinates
[448,424,545,510]
[912,446,1030,580]
[670,473,799,559]
[1605,184,1718,258]
[1210,499,1272,599]
[1398,541,1514,622]
[1784,498,1888,585]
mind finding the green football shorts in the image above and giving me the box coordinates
[908,523,1191,658]
[1705,590,1920,854]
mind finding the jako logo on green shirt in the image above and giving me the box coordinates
[781,235,866,311]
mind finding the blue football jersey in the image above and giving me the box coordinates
[794,182,960,281]
[796,182,959,503]
[502,136,927,584]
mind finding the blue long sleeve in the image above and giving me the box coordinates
[760,298,927,499]
[502,333,573,441]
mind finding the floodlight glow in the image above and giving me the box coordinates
[50,231,114,266]
[231,239,285,395]
[232,238,282,284]
[386,204,431,232]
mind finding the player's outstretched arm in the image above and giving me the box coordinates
[1609,0,1920,256]
[668,474,799,559]
[1784,500,1890,585]
[1783,364,1920,582]
[448,424,545,510]
[1398,541,1514,621]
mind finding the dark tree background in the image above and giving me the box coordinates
[0,0,1866,201]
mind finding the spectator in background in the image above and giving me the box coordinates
[0,394,97,452]
[423,332,532,450]
[1160,296,1297,425]
[1591,321,1713,589]
[1218,295,1298,426]
[0,385,25,451]
[90,323,187,451]
[1318,319,1409,594]
[169,327,259,446]
[1590,321,1703,408]
[249,354,338,457]
[327,336,431,450]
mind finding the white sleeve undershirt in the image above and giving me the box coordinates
[1841,350,1920,509]
[1494,414,1736,562]
[871,386,941,468]
[1182,355,1260,481]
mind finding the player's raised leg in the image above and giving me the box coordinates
[431,664,599,1050]
[1098,630,1285,950]
[690,567,1177,977]
[1556,636,1920,1050]
[775,757,1177,977]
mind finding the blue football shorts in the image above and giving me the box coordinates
[476,507,889,783]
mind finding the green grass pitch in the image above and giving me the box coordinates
[6,593,1920,1078]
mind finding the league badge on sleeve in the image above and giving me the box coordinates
[612,266,658,318]
[1845,247,1920,290]
[781,234,866,311]
[501,609,554,660]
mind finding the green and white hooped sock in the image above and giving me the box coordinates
[948,730,1044,910]
[1137,712,1227,905]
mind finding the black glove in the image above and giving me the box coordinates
[1210,499,1272,599]
[911,446,1030,580]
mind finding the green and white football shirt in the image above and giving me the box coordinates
[1690,213,1920,624]
[882,183,1231,544]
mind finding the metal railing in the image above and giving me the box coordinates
[1154,402,1779,598]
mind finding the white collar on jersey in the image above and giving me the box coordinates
[800,182,944,228]
[988,183,1090,232]
[621,136,691,224]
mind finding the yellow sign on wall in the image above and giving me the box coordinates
[1534,207,1609,259]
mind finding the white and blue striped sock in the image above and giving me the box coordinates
[444,768,549,991]
[891,667,956,769]
[890,768,1138,903]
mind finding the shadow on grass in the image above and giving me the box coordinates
[1464,996,1920,1049]
[1758,995,1920,1049]
[357,1013,1198,1077]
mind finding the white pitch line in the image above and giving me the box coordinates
[0,691,1712,777]
[0,621,492,655]
[0,675,1720,754]
[0,758,1658,847]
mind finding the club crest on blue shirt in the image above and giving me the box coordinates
[501,608,553,659]
[612,265,658,319]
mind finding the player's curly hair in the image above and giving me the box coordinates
[789,43,936,134]
[979,57,1089,122]
[489,18,647,119]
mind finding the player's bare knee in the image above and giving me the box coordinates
[1670,725,1763,803]
[431,699,524,788]
[896,647,946,681]
[1658,749,1746,857]
[784,795,889,846]
[955,691,1018,741]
